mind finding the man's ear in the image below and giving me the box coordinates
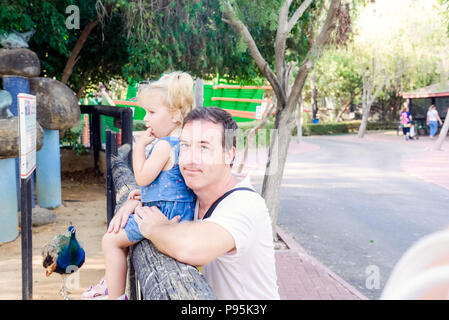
[224,146,236,166]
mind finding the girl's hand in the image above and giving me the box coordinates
[107,199,142,233]
[128,189,141,201]
[137,128,156,147]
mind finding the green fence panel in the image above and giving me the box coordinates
[126,80,139,100]
[203,84,266,123]
[114,103,146,120]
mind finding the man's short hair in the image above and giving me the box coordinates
[182,107,238,151]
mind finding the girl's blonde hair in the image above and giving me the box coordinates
[137,71,195,124]
[401,102,409,113]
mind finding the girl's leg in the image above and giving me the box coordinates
[403,127,409,140]
[102,229,134,299]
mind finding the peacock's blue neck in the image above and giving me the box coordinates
[55,231,85,274]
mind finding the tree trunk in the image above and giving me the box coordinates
[111,145,217,300]
[432,113,449,151]
[358,99,373,138]
[357,60,389,138]
[194,78,204,107]
[296,93,303,143]
[261,106,294,239]
[312,75,318,119]
[336,95,354,121]
[61,20,99,84]
[222,0,341,237]
[325,96,336,122]
[358,72,374,138]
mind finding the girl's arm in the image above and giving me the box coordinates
[133,138,172,186]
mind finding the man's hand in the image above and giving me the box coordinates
[134,206,181,239]
[132,206,236,266]
[107,199,141,233]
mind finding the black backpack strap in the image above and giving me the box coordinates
[203,187,256,220]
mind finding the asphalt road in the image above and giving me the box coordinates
[251,134,449,300]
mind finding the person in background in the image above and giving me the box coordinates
[400,105,413,141]
[426,105,443,139]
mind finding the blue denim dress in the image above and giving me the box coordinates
[124,136,196,243]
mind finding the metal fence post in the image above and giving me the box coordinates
[91,107,101,171]
[121,108,133,169]
[105,130,118,226]
[21,176,33,300]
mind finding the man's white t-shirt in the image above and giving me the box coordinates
[194,176,280,300]
[427,109,438,121]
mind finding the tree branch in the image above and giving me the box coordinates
[287,0,314,33]
[61,20,99,84]
[275,0,313,94]
[287,0,341,112]
[222,0,287,108]
[274,1,290,86]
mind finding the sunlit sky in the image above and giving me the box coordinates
[355,0,447,48]
[353,0,449,71]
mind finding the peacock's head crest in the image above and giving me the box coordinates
[68,225,75,234]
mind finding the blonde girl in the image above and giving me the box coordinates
[400,104,413,141]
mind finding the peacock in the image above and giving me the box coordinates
[42,224,85,300]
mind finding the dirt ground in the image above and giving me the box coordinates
[0,169,108,300]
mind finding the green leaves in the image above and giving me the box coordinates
[0,0,34,34]
[122,0,262,81]
[311,0,449,120]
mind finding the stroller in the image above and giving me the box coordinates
[409,123,419,140]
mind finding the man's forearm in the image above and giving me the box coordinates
[136,207,235,266]
[146,220,233,267]
[147,222,197,264]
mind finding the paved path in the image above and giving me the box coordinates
[240,131,449,300]
[275,226,367,300]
